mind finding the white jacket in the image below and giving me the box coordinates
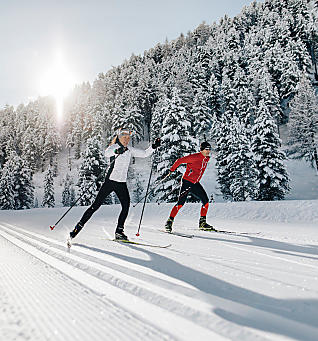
[105,144,154,182]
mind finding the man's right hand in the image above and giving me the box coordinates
[163,170,172,178]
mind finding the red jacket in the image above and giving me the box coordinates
[170,152,210,184]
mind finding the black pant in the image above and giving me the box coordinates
[79,179,130,229]
[177,179,209,206]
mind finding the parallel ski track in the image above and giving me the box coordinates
[0,226,175,341]
[1,223,317,341]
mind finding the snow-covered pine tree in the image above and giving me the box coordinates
[62,174,72,207]
[252,67,283,131]
[123,103,144,144]
[215,116,234,201]
[287,75,318,173]
[191,87,212,138]
[42,121,61,172]
[233,67,256,130]
[127,166,144,203]
[154,88,198,202]
[215,72,239,200]
[77,136,107,206]
[252,99,290,201]
[208,73,221,119]
[0,152,34,210]
[0,157,15,210]
[42,166,55,208]
[12,155,34,209]
[69,186,76,206]
[22,127,38,171]
[227,117,259,201]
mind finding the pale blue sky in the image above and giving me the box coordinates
[0,0,261,108]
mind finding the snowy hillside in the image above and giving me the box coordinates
[1,200,318,341]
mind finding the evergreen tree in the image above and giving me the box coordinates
[0,158,15,210]
[227,117,259,201]
[154,88,198,202]
[215,116,234,200]
[128,166,144,203]
[62,174,73,207]
[77,136,107,206]
[69,186,76,206]
[22,127,37,171]
[13,155,34,209]
[0,152,34,210]
[287,75,318,172]
[42,166,55,208]
[191,88,212,138]
[42,121,61,169]
[252,99,290,200]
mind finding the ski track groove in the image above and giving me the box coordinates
[2,223,318,341]
[0,223,279,341]
[0,230,175,341]
[168,246,318,295]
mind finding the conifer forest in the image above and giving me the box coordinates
[0,0,317,209]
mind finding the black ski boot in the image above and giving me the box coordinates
[165,217,174,233]
[70,222,83,239]
[115,226,128,241]
[199,216,216,231]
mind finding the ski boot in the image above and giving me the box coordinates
[199,216,216,231]
[70,222,83,239]
[165,217,174,233]
[115,226,128,241]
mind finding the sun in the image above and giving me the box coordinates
[37,49,77,122]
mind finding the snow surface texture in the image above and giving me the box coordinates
[1,201,318,341]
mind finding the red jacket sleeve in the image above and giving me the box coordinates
[170,154,194,172]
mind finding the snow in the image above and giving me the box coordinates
[1,200,318,341]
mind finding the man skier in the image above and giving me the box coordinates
[70,129,160,241]
[164,141,215,232]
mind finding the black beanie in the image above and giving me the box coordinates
[200,141,211,151]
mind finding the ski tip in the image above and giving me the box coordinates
[66,239,72,248]
[50,225,55,230]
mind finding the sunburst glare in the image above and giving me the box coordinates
[37,49,76,123]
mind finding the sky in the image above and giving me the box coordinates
[0,0,261,109]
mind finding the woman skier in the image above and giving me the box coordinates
[69,129,160,241]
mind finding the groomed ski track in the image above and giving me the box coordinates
[1,201,318,341]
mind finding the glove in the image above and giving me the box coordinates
[152,138,161,149]
[163,169,172,178]
[114,146,127,154]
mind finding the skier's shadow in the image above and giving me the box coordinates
[190,233,318,259]
[76,242,318,340]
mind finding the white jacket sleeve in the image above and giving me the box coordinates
[130,146,154,158]
[105,144,117,157]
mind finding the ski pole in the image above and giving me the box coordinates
[156,181,190,205]
[135,155,156,237]
[132,171,171,208]
[49,153,120,230]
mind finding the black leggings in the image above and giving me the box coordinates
[177,179,209,206]
[79,179,130,228]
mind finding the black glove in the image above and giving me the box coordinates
[114,146,127,154]
[163,169,172,178]
[152,138,161,149]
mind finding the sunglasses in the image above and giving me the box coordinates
[117,129,134,136]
